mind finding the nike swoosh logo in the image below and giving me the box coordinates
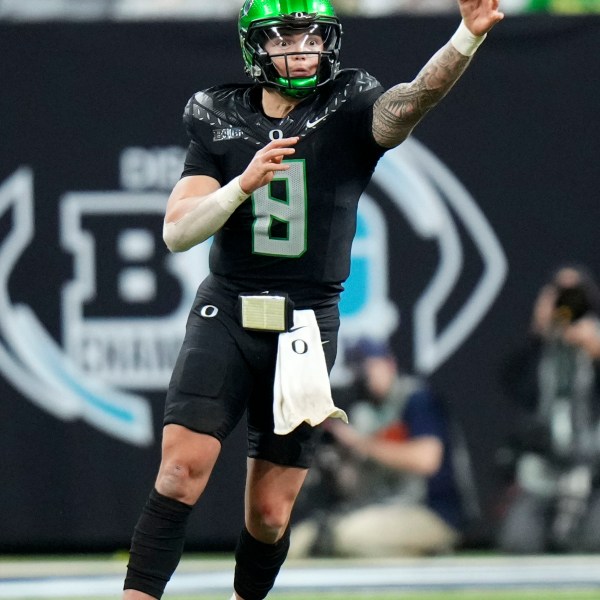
[289,325,307,332]
[306,115,327,129]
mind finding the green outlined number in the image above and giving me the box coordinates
[252,160,307,257]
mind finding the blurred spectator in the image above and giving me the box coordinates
[1,0,598,20]
[333,0,459,15]
[289,338,478,558]
[496,264,600,553]
[522,0,600,13]
[487,0,600,12]
[336,0,600,14]
[113,0,240,20]
[0,0,112,20]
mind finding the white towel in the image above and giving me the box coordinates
[273,309,348,435]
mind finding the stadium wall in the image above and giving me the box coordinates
[0,15,598,551]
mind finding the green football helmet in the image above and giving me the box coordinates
[239,0,342,98]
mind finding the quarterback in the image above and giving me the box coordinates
[123,1,503,599]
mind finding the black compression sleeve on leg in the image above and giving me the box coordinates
[124,488,193,599]
[234,525,291,600]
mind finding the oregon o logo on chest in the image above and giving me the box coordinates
[269,129,284,141]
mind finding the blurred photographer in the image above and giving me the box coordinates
[289,338,475,558]
[497,265,600,553]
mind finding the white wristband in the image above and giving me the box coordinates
[450,20,487,57]
[163,176,250,251]
[214,176,250,214]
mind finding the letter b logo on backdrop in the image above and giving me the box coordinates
[0,148,211,447]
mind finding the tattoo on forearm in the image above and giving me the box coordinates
[372,44,471,148]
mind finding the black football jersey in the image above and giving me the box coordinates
[182,68,386,306]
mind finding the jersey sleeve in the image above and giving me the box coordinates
[341,69,386,159]
[180,95,223,183]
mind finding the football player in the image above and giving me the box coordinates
[123,1,503,599]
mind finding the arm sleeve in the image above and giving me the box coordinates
[181,139,222,182]
[344,70,387,158]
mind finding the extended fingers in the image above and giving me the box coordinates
[261,136,298,153]
[242,137,300,191]
[460,0,504,25]
[263,146,297,164]
[486,0,505,20]
[264,136,299,148]
[258,137,299,166]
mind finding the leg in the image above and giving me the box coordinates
[155,424,221,504]
[123,424,221,600]
[232,458,308,600]
[245,457,308,542]
[231,304,339,599]
[123,288,260,599]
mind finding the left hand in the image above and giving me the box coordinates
[459,0,505,37]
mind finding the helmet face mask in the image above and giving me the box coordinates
[239,1,342,98]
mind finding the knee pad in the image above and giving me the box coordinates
[234,526,290,600]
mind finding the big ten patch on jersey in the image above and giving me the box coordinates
[213,128,245,142]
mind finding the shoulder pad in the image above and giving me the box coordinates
[185,84,252,125]
[184,84,263,145]
[333,69,382,97]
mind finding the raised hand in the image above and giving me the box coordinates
[458,0,504,37]
[239,137,299,194]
